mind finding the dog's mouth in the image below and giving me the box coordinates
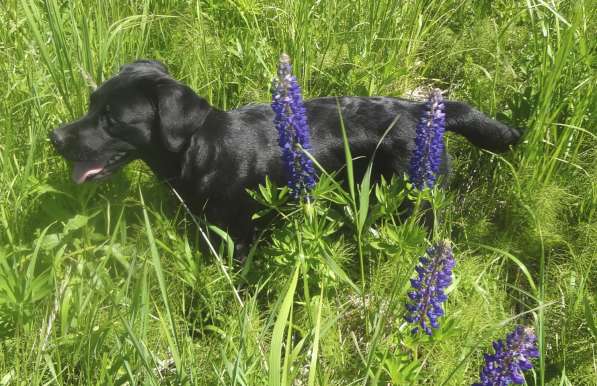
[72,152,134,184]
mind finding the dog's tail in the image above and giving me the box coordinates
[444,101,520,152]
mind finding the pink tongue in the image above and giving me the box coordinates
[72,161,105,184]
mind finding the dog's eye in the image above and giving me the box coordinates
[105,105,115,124]
[88,93,97,109]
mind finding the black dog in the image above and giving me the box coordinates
[50,60,519,253]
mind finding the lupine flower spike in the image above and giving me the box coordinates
[405,240,455,335]
[474,325,539,386]
[271,53,316,199]
[409,89,446,190]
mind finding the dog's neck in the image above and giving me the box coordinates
[140,144,186,191]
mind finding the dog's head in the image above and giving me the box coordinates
[50,60,211,183]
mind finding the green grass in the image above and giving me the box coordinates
[1,0,595,384]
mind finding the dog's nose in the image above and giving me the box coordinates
[49,128,65,150]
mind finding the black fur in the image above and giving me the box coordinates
[50,60,520,253]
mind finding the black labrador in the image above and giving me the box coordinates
[50,60,520,254]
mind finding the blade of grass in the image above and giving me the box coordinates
[268,264,299,386]
[307,286,324,386]
[138,188,181,374]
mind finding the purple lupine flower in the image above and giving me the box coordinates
[405,240,455,335]
[271,53,316,199]
[408,89,446,190]
[474,326,539,386]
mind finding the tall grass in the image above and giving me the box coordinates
[0,0,595,384]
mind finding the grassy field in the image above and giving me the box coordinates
[1,0,595,384]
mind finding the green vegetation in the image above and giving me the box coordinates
[0,0,595,384]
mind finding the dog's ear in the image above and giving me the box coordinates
[120,60,169,74]
[156,80,211,152]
